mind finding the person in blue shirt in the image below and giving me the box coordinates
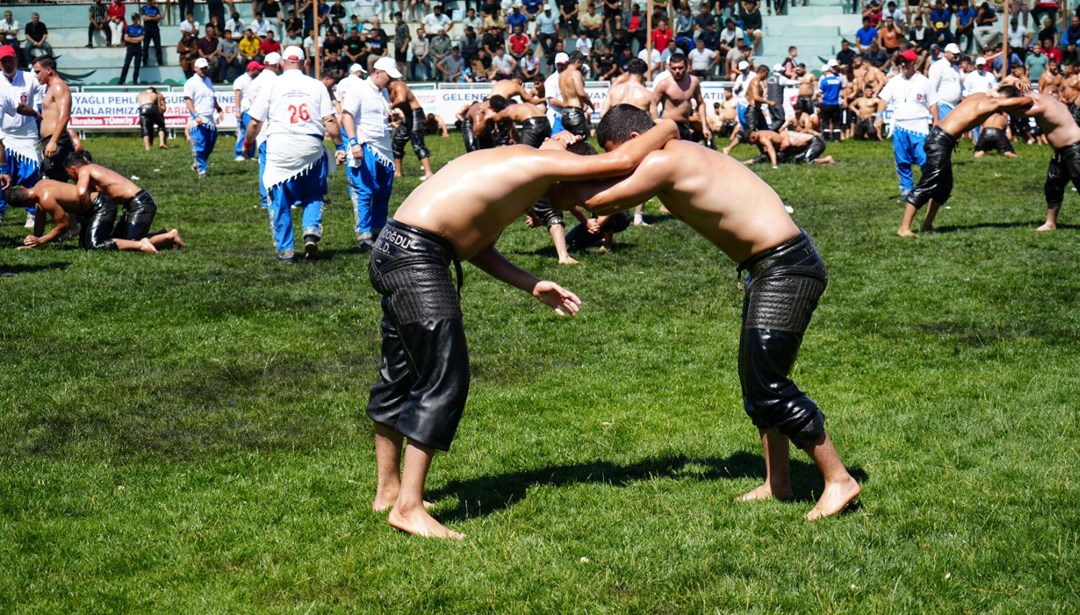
[855,17,878,52]
[140,0,163,66]
[928,0,953,29]
[523,0,544,19]
[817,64,844,141]
[507,6,529,32]
[118,12,144,85]
[954,0,977,52]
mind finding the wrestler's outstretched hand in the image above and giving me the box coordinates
[544,131,583,149]
[532,281,581,317]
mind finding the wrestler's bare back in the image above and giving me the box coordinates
[582,141,799,263]
[937,92,1031,137]
[77,163,142,201]
[559,66,588,109]
[496,102,544,122]
[389,81,422,111]
[606,80,657,116]
[35,179,96,214]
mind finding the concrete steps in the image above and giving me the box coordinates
[756,1,861,69]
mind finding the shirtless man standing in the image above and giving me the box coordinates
[366,120,677,539]
[7,178,182,252]
[1039,60,1062,97]
[852,55,886,96]
[488,76,544,105]
[851,85,884,140]
[558,51,594,137]
[794,64,816,115]
[1058,63,1080,125]
[1008,87,1080,231]
[389,80,434,180]
[601,58,657,119]
[137,85,168,151]
[744,64,771,135]
[602,57,658,225]
[655,53,712,145]
[899,87,1034,236]
[553,105,861,521]
[29,56,74,181]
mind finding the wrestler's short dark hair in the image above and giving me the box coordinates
[568,50,585,64]
[65,151,92,168]
[32,55,56,71]
[998,84,1022,98]
[488,94,508,112]
[566,140,597,156]
[668,52,687,65]
[4,186,32,208]
[627,58,648,75]
[596,104,654,149]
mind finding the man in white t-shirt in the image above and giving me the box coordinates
[183,57,220,178]
[545,52,569,134]
[637,45,662,73]
[341,55,400,250]
[878,49,931,200]
[246,46,342,262]
[687,37,716,80]
[0,45,45,226]
[962,56,998,97]
[232,60,262,161]
[333,62,367,115]
[422,5,453,37]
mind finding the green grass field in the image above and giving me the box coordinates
[0,133,1077,613]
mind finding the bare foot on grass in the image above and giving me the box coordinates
[558,256,580,265]
[805,477,861,521]
[897,228,916,238]
[138,238,158,253]
[1035,222,1056,232]
[373,494,435,513]
[388,505,464,540]
[738,483,795,502]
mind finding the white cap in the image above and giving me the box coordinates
[737,60,749,70]
[821,64,832,73]
[263,51,282,65]
[944,43,961,54]
[772,63,784,72]
[554,52,570,64]
[194,58,209,69]
[373,56,402,79]
[827,58,838,67]
[282,45,305,62]
[975,56,987,65]
[348,62,366,75]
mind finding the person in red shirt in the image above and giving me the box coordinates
[508,24,530,60]
[651,18,673,52]
[259,29,281,56]
[1044,37,1063,64]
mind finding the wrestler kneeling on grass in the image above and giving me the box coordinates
[7,178,183,253]
[362,118,678,540]
[551,104,860,520]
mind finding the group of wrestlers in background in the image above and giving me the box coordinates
[3,54,182,254]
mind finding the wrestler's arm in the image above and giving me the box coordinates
[522,84,543,105]
[560,151,671,215]
[19,196,67,249]
[468,244,581,316]
[74,167,93,207]
[694,82,711,139]
[544,119,677,181]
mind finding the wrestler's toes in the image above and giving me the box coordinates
[805,477,860,521]
[388,507,464,540]
[738,483,794,502]
[897,228,916,238]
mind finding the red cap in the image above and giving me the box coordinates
[0,45,15,59]
[899,49,918,63]
[246,60,264,71]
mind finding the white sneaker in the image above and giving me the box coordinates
[234,155,245,162]
[24,213,35,229]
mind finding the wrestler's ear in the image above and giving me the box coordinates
[628,131,641,140]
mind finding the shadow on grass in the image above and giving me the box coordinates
[430,451,869,521]
[0,262,70,276]
[928,221,1068,233]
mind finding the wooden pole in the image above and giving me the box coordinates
[313,1,322,77]
[646,0,654,80]
[1001,0,1009,81]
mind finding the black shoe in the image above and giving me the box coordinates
[303,235,320,260]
